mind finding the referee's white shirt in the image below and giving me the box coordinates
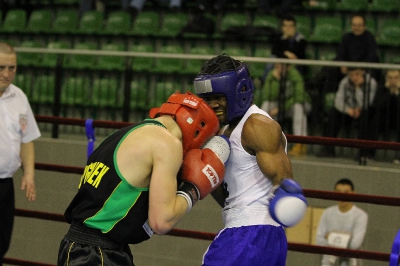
[0,84,41,179]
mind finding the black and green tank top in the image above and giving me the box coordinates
[64,119,166,245]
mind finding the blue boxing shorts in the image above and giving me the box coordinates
[202,225,287,266]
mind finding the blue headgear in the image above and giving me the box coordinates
[193,63,254,123]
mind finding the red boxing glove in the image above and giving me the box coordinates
[179,136,230,204]
[181,148,225,200]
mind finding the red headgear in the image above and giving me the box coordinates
[149,92,219,155]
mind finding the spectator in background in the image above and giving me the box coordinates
[79,0,182,20]
[366,69,400,163]
[263,15,308,82]
[257,0,303,17]
[316,178,368,266]
[125,0,182,19]
[260,59,311,156]
[325,14,380,93]
[319,68,377,158]
[0,42,41,265]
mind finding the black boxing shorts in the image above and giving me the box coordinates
[57,222,134,266]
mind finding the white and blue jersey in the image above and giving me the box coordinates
[202,105,288,266]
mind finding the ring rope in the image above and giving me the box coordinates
[6,116,399,265]
[34,162,400,207]
[35,115,400,151]
[10,208,395,263]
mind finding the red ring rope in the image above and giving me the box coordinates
[5,115,399,265]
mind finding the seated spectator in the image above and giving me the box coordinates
[316,178,368,266]
[260,60,312,156]
[263,15,308,81]
[325,14,380,93]
[366,69,400,162]
[320,68,377,157]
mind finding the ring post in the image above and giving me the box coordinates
[85,119,95,158]
[390,230,400,266]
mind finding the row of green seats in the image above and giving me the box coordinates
[15,40,218,74]
[14,74,122,108]
[3,8,400,46]
[0,9,188,37]
[13,73,190,112]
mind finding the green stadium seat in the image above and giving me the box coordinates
[0,9,27,33]
[253,87,263,107]
[25,9,53,33]
[152,81,179,108]
[151,44,184,74]
[39,41,70,68]
[130,78,148,110]
[77,10,104,34]
[248,48,271,79]
[309,17,342,44]
[156,12,187,37]
[61,76,90,106]
[90,77,119,108]
[13,73,33,96]
[64,42,98,69]
[376,19,400,47]
[182,45,214,75]
[295,15,311,38]
[131,43,154,72]
[220,13,248,33]
[103,11,132,35]
[31,75,55,104]
[17,40,43,66]
[251,15,279,41]
[253,15,278,30]
[221,46,248,57]
[318,51,336,61]
[388,55,400,64]
[97,43,126,71]
[51,10,79,34]
[336,0,369,11]
[369,0,400,12]
[131,11,159,37]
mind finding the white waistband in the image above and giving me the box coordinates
[222,205,281,228]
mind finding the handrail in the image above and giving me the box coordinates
[13,47,400,70]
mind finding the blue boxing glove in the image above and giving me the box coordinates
[268,178,307,227]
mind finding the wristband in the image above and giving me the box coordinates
[177,181,199,212]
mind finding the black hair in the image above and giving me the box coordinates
[281,15,296,26]
[200,53,242,75]
[335,178,354,191]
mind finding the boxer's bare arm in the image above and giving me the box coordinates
[242,114,293,186]
[117,126,188,235]
[148,131,188,234]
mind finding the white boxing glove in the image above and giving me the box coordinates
[268,178,307,227]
